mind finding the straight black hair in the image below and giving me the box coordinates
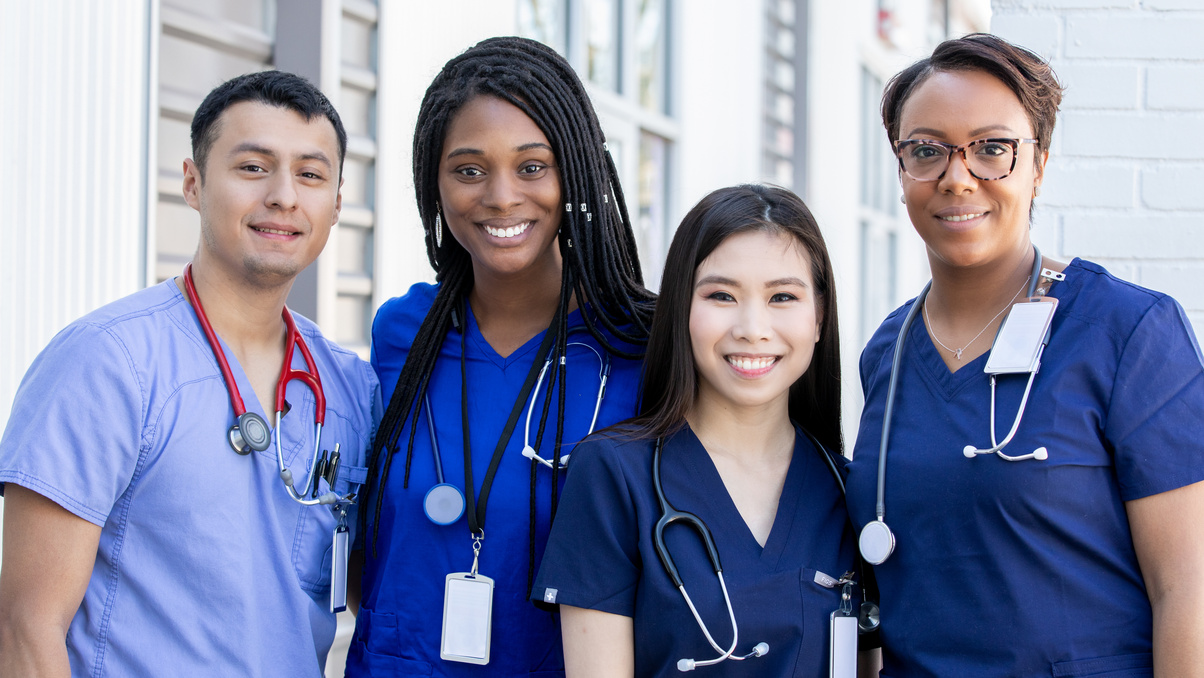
[625,184,843,454]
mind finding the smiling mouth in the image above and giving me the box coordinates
[726,356,778,372]
[483,222,531,238]
[252,225,296,236]
[939,213,985,222]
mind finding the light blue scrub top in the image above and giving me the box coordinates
[348,282,644,677]
[846,259,1204,677]
[0,280,381,678]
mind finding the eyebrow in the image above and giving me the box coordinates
[695,275,810,289]
[904,124,1016,139]
[229,142,332,169]
[446,141,554,160]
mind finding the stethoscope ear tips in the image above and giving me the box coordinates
[1033,446,1049,460]
[677,658,697,672]
[963,445,979,458]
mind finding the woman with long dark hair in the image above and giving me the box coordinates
[346,37,655,676]
[534,185,873,677]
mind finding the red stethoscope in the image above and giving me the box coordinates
[183,264,342,506]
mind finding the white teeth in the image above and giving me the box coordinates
[727,356,776,371]
[254,226,292,235]
[484,222,531,238]
[940,213,984,222]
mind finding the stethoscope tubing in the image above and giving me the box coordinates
[866,246,1047,561]
[183,263,340,507]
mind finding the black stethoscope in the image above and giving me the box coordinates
[858,248,1056,566]
[421,326,612,525]
[653,429,878,672]
[183,264,343,506]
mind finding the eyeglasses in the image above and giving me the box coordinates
[894,138,1038,182]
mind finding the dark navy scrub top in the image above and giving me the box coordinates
[534,424,857,677]
[846,259,1204,678]
[348,283,644,677]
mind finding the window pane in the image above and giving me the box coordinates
[162,0,272,31]
[637,0,668,113]
[585,0,620,92]
[341,16,375,70]
[340,85,374,139]
[638,131,669,289]
[517,0,567,55]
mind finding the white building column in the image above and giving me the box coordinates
[0,0,154,558]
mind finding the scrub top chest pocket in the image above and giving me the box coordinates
[292,411,367,596]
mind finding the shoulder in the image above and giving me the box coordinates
[293,313,377,392]
[1058,259,1177,340]
[859,296,919,383]
[571,431,654,479]
[42,282,190,366]
[374,282,438,330]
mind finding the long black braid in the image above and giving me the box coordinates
[363,38,656,587]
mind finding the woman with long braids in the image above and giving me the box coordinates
[345,37,655,676]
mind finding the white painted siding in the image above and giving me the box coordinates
[0,0,153,560]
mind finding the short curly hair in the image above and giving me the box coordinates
[881,33,1064,158]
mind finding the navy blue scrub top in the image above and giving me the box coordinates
[534,424,857,677]
[349,283,645,677]
[846,259,1204,678]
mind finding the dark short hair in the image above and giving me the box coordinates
[190,70,347,177]
[881,33,1064,156]
[626,184,843,455]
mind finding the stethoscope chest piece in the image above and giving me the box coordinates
[229,411,271,455]
[424,482,466,525]
[858,519,896,566]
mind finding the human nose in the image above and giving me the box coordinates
[937,147,977,193]
[481,172,523,211]
[265,172,299,210]
[733,302,772,342]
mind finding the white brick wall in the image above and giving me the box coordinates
[992,0,1204,337]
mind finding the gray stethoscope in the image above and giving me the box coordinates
[422,330,611,525]
[859,248,1057,565]
[654,429,879,672]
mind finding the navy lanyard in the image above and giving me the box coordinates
[459,300,560,536]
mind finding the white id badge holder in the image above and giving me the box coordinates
[830,582,858,678]
[440,572,494,664]
[330,505,350,613]
[985,297,1058,375]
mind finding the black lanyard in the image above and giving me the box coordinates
[459,301,559,536]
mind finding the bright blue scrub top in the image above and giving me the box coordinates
[0,280,380,677]
[533,424,857,677]
[846,259,1204,678]
[348,282,644,677]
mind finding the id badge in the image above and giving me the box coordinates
[985,297,1058,375]
[830,610,857,678]
[330,524,349,613]
[441,572,494,665]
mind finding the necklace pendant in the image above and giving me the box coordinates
[954,348,964,360]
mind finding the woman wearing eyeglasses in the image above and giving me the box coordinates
[845,33,1204,677]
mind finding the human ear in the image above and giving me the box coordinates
[182,158,202,212]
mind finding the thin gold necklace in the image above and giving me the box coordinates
[924,276,1030,360]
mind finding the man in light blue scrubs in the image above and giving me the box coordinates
[0,71,380,677]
